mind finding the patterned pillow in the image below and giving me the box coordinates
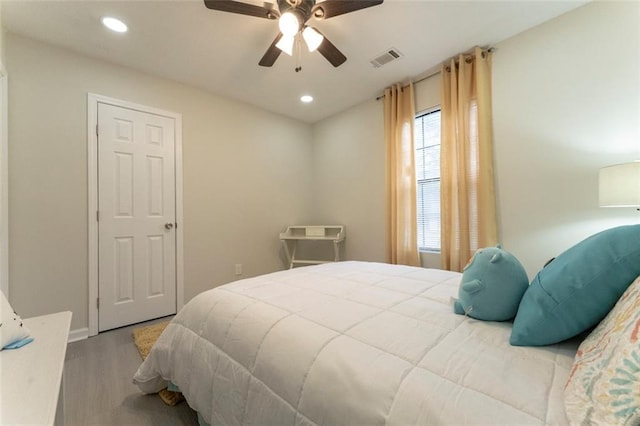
[564,275,640,424]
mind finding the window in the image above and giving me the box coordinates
[415,109,441,251]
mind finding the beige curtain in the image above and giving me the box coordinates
[440,46,497,271]
[384,83,420,266]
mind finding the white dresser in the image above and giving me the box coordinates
[0,311,72,425]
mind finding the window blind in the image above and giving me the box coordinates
[415,109,441,251]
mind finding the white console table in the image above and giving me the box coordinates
[0,311,72,425]
[279,225,345,269]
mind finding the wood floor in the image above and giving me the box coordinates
[64,316,199,426]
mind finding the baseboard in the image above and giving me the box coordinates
[68,327,89,343]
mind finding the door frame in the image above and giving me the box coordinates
[0,63,8,298]
[87,93,184,337]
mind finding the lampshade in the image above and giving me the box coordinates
[599,161,640,207]
[278,12,300,37]
[302,27,323,52]
[276,35,295,56]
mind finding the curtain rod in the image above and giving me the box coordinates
[375,68,440,101]
[375,47,496,101]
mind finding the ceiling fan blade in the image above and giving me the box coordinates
[204,0,279,19]
[315,31,347,67]
[259,33,284,67]
[311,0,383,20]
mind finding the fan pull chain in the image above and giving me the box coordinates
[295,34,302,72]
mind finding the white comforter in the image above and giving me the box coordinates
[133,261,578,425]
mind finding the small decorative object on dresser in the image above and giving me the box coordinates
[0,290,32,349]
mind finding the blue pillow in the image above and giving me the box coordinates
[510,225,640,346]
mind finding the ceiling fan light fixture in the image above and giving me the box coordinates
[202,0,385,68]
[302,26,323,52]
[278,11,300,37]
[276,34,295,56]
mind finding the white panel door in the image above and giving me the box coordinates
[98,102,176,331]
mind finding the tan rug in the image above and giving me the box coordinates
[132,320,185,406]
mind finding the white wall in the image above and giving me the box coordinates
[313,1,640,278]
[0,2,8,297]
[311,99,386,262]
[0,2,4,63]
[6,35,314,330]
[492,0,640,277]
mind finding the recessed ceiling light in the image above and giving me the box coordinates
[300,95,313,103]
[102,16,128,33]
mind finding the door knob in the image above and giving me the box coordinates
[165,223,174,230]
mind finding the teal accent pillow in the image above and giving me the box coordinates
[510,225,640,346]
[453,245,529,321]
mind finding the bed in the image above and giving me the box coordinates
[133,261,581,425]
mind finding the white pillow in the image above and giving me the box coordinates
[0,290,32,350]
[564,275,640,424]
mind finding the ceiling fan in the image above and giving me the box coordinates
[203,0,384,68]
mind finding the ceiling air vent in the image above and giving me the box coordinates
[370,48,403,68]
